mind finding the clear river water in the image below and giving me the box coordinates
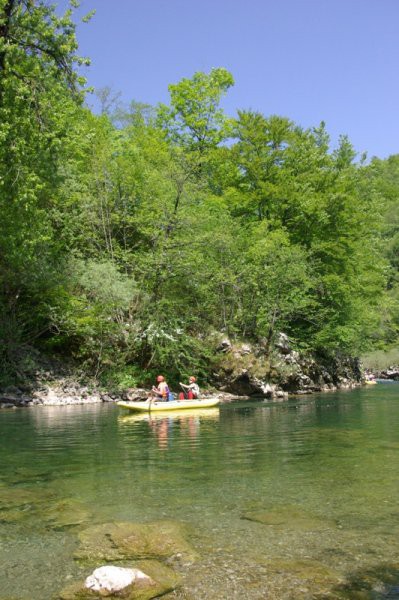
[1,383,399,599]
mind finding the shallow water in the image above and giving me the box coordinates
[1,384,399,599]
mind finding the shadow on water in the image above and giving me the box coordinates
[320,564,399,599]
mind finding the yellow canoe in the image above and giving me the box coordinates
[365,380,377,385]
[117,397,220,412]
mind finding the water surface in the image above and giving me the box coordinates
[1,384,399,599]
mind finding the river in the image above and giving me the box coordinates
[1,383,399,599]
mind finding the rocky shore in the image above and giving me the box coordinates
[0,382,246,409]
[375,366,399,380]
[0,333,371,410]
[0,381,122,409]
[210,333,363,398]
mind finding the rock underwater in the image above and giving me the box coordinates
[74,520,198,563]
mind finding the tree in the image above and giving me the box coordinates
[157,67,234,155]
[227,113,386,354]
[359,155,399,346]
[241,228,314,348]
[230,111,293,222]
[0,0,90,379]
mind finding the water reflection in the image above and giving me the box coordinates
[28,403,107,430]
[150,416,172,449]
[118,408,219,449]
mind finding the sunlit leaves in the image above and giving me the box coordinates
[157,67,234,153]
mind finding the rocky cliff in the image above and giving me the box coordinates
[211,333,362,400]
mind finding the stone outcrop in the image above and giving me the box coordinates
[376,366,399,380]
[0,333,365,408]
[211,332,362,398]
[0,382,147,408]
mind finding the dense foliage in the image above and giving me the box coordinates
[1,1,398,387]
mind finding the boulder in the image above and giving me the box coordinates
[3,385,22,395]
[222,370,259,396]
[33,386,103,405]
[379,367,399,380]
[216,339,232,353]
[214,392,246,403]
[124,388,148,402]
[240,344,252,355]
[275,332,292,355]
[59,559,181,600]
[85,566,154,594]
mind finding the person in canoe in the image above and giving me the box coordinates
[179,376,200,400]
[149,375,170,402]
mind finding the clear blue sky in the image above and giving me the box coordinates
[62,0,398,159]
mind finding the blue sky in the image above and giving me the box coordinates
[63,0,398,159]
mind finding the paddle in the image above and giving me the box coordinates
[179,382,187,400]
[149,386,157,413]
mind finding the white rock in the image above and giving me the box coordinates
[261,383,274,395]
[85,565,152,593]
[46,389,59,403]
[241,344,252,355]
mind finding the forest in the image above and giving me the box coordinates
[1,0,398,390]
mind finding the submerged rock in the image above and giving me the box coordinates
[321,561,399,599]
[0,507,30,524]
[0,487,88,527]
[0,488,41,509]
[0,486,55,508]
[0,486,57,524]
[242,505,337,531]
[43,498,90,530]
[74,520,198,563]
[261,557,343,589]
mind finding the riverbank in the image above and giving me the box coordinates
[0,333,371,409]
[0,378,363,410]
[0,380,253,409]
